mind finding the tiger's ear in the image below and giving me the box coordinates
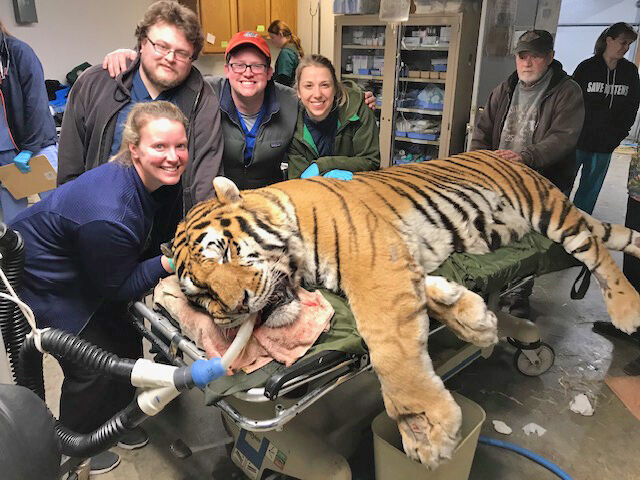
[213,177,242,205]
[160,240,173,258]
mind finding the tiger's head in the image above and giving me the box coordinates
[170,177,302,329]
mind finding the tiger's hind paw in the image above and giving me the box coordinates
[397,407,461,470]
[425,276,498,347]
[455,304,499,348]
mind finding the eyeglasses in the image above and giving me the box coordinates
[146,38,193,62]
[228,62,268,74]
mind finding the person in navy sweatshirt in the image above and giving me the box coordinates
[572,22,640,214]
[10,100,185,474]
[0,19,57,222]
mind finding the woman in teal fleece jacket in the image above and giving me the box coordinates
[268,20,304,87]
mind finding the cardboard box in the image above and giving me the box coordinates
[430,71,440,79]
[373,393,485,480]
[420,71,431,79]
[439,72,447,80]
[0,155,56,199]
[408,70,421,78]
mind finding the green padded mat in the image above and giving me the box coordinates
[204,232,579,404]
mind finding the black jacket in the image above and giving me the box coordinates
[573,55,640,153]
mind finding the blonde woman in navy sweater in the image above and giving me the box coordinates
[572,22,640,214]
[11,101,186,474]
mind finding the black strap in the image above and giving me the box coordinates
[571,265,591,299]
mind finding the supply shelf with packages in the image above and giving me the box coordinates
[334,9,480,167]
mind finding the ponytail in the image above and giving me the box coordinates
[268,20,304,57]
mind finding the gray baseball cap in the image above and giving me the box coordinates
[515,30,554,54]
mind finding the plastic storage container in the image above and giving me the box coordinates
[372,393,485,480]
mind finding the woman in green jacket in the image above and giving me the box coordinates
[287,54,380,180]
[268,20,304,87]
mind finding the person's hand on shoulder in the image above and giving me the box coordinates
[13,150,32,173]
[363,90,378,111]
[102,49,138,78]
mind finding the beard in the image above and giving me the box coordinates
[140,58,188,92]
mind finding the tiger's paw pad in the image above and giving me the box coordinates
[397,410,461,470]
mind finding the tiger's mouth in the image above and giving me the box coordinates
[259,282,301,328]
[212,279,301,330]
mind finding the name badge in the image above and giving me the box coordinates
[270,142,282,148]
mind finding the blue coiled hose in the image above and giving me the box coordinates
[478,435,573,480]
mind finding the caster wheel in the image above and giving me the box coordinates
[514,342,555,376]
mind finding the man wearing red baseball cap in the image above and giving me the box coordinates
[209,30,300,189]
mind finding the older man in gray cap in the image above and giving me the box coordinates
[472,29,584,193]
[471,29,585,318]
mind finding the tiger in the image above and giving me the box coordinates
[169,150,640,469]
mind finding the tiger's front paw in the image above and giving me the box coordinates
[396,405,462,469]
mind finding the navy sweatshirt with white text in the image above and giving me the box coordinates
[573,55,640,153]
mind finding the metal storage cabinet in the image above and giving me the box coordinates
[334,11,479,167]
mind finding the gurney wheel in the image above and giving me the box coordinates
[514,342,555,376]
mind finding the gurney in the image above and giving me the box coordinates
[128,232,579,480]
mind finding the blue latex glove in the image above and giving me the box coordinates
[300,163,319,179]
[13,150,33,173]
[323,169,353,181]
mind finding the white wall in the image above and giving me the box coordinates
[555,0,638,74]
[0,0,328,82]
[297,0,335,60]
[0,0,156,82]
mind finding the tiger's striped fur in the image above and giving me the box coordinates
[171,150,640,468]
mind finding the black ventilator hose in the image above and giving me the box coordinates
[20,329,148,457]
[0,223,44,397]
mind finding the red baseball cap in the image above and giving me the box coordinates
[225,31,271,63]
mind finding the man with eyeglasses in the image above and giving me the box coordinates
[57,0,223,212]
[207,31,299,189]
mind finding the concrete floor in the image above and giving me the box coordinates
[44,153,640,479]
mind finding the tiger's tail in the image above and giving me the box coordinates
[581,212,640,259]
[536,190,640,334]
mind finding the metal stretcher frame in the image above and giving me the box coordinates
[129,281,545,435]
